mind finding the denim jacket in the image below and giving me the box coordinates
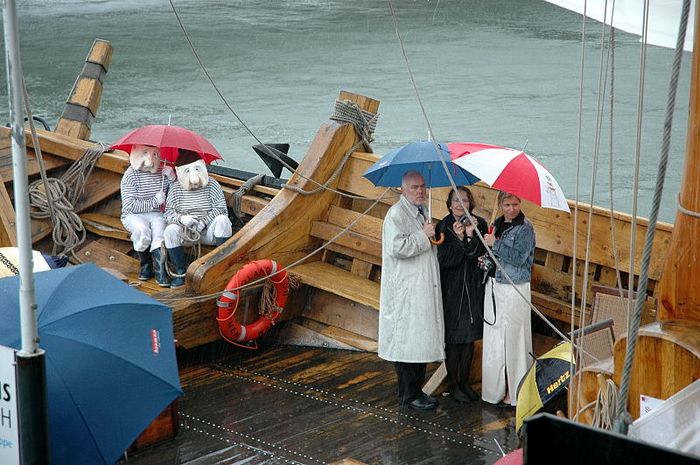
[492,212,536,284]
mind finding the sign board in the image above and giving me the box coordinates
[640,393,664,418]
[0,345,19,465]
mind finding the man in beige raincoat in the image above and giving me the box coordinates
[378,171,445,410]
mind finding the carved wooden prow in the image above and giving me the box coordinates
[187,91,380,294]
[55,39,112,140]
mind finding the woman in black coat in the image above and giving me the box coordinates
[436,186,488,403]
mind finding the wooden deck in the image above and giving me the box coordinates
[125,343,519,465]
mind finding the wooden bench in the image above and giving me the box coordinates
[291,205,382,311]
[79,182,272,245]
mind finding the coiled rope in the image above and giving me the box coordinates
[28,144,106,261]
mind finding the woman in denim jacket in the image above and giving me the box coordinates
[480,192,536,407]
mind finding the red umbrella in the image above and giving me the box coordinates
[448,142,570,213]
[111,124,223,164]
[494,448,523,465]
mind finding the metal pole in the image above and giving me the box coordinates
[2,0,50,463]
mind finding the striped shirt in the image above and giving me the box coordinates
[120,167,172,217]
[164,178,227,227]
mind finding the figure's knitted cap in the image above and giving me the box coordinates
[174,148,201,167]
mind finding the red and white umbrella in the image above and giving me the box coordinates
[448,142,570,213]
[111,125,223,165]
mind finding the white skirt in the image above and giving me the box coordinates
[481,278,533,406]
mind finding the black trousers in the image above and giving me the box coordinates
[394,361,427,404]
[445,342,475,392]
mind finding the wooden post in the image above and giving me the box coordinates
[55,39,112,140]
[657,0,700,323]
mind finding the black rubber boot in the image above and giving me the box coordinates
[137,250,153,281]
[213,236,228,247]
[168,246,188,288]
[151,248,170,287]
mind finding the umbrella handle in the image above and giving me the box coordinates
[430,233,445,245]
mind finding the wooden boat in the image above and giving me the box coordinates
[0,37,680,371]
[1,2,698,459]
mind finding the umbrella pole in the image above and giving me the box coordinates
[3,1,50,462]
[489,195,500,226]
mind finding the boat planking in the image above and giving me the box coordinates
[1,37,695,427]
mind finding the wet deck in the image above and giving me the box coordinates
[125,342,518,465]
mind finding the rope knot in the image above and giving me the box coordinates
[329,99,379,144]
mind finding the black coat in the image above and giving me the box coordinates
[436,213,488,344]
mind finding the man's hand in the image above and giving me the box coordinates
[154,191,166,205]
[179,214,197,227]
[195,220,206,232]
[422,222,436,239]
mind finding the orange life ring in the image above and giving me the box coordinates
[216,259,288,343]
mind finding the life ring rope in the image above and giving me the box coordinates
[216,259,289,349]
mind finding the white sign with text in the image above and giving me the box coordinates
[0,345,19,465]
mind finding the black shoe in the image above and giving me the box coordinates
[450,386,472,403]
[461,385,480,401]
[408,393,438,410]
[495,401,514,409]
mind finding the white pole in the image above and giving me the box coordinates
[3,0,38,356]
[3,1,50,462]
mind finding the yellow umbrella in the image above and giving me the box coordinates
[515,341,575,432]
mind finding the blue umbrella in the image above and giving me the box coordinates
[0,263,182,465]
[362,140,479,188]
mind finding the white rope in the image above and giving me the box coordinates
[592,378,618,430]
[677,193,700,218]
[569,0,590,413]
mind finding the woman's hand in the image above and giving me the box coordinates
[464,218,476,238]
[484,232,496,247]
[452,220,465,239]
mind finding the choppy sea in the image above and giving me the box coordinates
[1,0,692,222]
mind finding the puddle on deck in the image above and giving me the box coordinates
[124,343,519,465]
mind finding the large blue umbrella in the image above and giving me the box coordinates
[362,140,479,188]
[0,263,182,465]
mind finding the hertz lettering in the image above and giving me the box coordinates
[546,370,570,395]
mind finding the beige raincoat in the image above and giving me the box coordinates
[378,195,445,363]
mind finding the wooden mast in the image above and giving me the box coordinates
[657,0,700,323]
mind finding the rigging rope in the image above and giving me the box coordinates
[231,174,264,219]
[22,78,58,226]
[569,0,590,414]
[385,0,589,352]
[167,0,386,203]
[613,0,692,435]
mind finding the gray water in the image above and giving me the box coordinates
[2,0,692,223]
